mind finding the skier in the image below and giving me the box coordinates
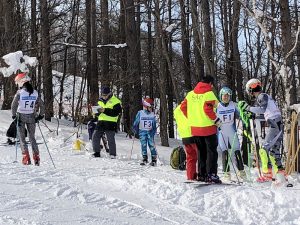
[92,86,122,158]
[132,98,157,166]
[238,78,284,179]
[174,102,198,180]
[11,72,45,166]
[180,75,221,183]
[216,87,246,180]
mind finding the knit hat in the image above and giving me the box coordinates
[101,86,111,95]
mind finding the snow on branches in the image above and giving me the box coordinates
[0,51,38,77]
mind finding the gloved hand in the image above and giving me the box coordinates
[97,107,105,113]
[35,114,44,123]
[238,101,250,111]
[214,117,222,127]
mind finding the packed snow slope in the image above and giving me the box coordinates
[0,110,299,225]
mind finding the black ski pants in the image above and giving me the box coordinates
[195,134,218,176]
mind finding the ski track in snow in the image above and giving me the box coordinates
[0,111,300,224]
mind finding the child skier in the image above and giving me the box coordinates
[133,98,157,166]
[11,73,45,166]
[216,87,246,180]
[238,78,284,180]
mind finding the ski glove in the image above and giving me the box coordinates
[214,117,222,128]
[35,115,44,123]
[238,101,250,111]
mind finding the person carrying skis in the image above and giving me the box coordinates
[132,98,157,166]
[11,72,45,166]
[216,87,246,180]
[238,78,284,179]
[180,75,221,183]
[92,86,121,159]
[174,102,198,180]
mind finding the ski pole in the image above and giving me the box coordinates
[37,122,56,169]
[220,132,241,184]
[152,136,163,166]
[225,119,241,173]
[129,134,136,160]
[13,115,19,163]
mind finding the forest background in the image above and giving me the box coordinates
[0,0,300,147]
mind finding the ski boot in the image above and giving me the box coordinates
[223,172,231,181]
[140,155,148,166]
[196,173,207,182]
[92,152,101,158]
[207,173,222,184]
[22,151,31,165]
[262,168,273,180]
[149,156,157,166]
[238,170,247,180]
[33,153,40,166]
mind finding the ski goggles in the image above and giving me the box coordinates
[220,89,232,96]
[249,82,261,89]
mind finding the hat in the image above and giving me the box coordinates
[15,73,31,88]
[142,98,154,107]
[101,86,111,95]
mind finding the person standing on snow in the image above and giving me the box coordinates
[11,72,45,166]
[92,86,122,159]
[238,79,284,179]
[216,87,246,180]
[132,98,157,166]
[174,102,198,180]
[180,75,221,183]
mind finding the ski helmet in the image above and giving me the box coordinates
[15,72,31,88]
[246,78,261,95]
[219,87,232,103]
[142,97,154,107]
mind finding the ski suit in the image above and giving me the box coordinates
[11,88,45,156]
[216,101,244,172]
[174,104,198,180]
[249,93,283,174]
[133,109,157,161]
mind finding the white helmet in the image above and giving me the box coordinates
[246,78,262,95]
[15,73,31,88]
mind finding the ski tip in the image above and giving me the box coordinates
[286,183,293,188]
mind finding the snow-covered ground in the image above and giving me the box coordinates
[0,110,300,225]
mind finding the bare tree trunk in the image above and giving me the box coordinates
[295,0,300,99]
[231,0,243,101]
[147,0,154,98]
[167,0,174,139]
[30,0,38,86]
[1,0,21,110]
[90,0,99,105]
[119,0,130,135]
[125,0,142,133]
[85,0,91,107]
[190,0,204,83]
[279,0,297,105]
[40,0,54,120]
[154,0,169,146]
[179,0,192,91]
[72,0,80,123]
[201,0,214,77]
[101,0,110,85]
